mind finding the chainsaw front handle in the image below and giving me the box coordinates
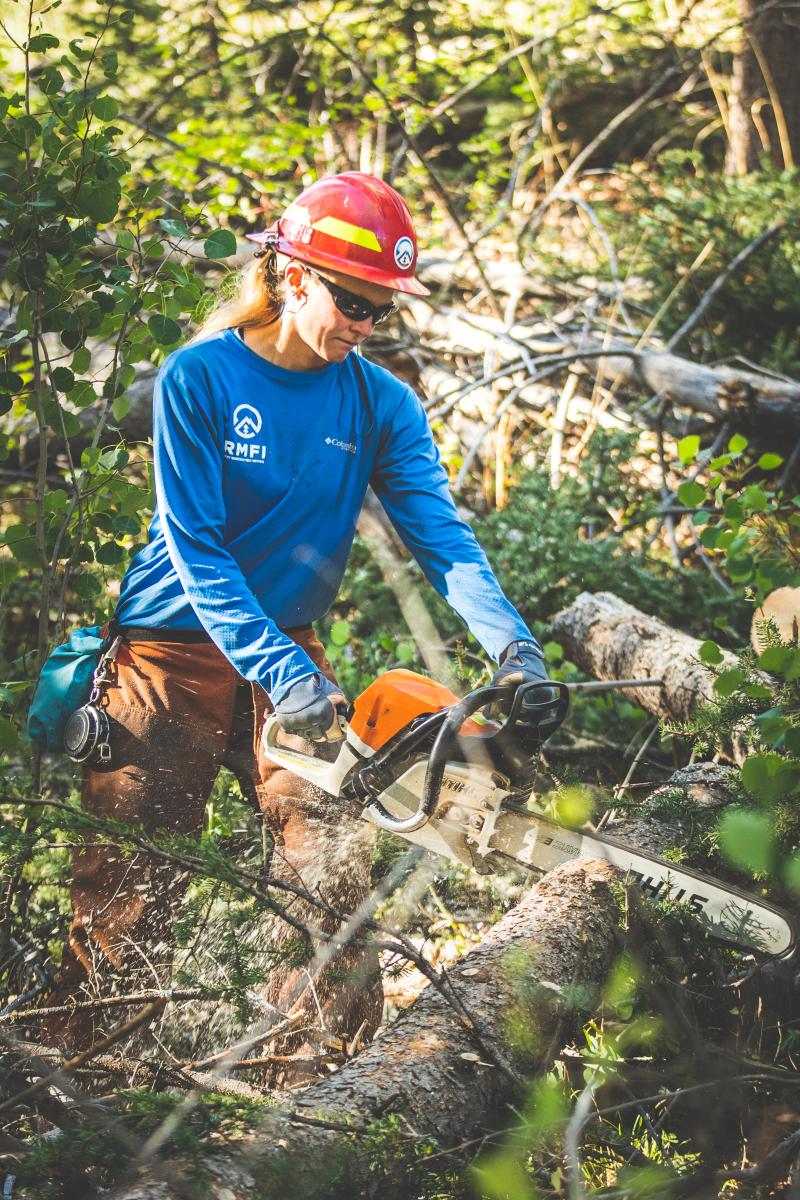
[363,680,569,834]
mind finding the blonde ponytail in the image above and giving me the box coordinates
[191,243,284,342]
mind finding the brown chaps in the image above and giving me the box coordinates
[40,628,382,1082]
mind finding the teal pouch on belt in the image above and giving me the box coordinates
[27,627,106,752]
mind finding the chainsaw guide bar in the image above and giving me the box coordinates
[262,669,797,960]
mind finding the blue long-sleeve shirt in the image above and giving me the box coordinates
[115,328,534,701]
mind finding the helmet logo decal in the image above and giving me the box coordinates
[393,236,414,270]
[233,404,262,439]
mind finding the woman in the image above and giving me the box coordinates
[41,173,550,1077]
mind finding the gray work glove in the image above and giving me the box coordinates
[273,673,346,741]
[491,639,554,703]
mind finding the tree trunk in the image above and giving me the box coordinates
[726,0,800,174]
[109,858,623,1200]
[549,590,736,726]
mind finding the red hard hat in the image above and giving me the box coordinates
[247,172,430,296]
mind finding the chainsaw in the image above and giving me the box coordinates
[262,669,796,959]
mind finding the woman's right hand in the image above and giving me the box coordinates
[272,674,346,741]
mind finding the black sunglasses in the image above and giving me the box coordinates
[302,265,396,325]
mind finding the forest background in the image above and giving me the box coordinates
[1,0,800,1195]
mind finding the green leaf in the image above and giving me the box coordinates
[0,372,24,394]
[743,683,772,700]
[26,33,60,51]
[698,526,720,549]
[112,515,140,536]
[783,727,800,755]
[726,554,754,582]
[73,573,102,599]
[555,787,594,829]
[148,314,182,345]
[68,37,94,61]
[71,347,91,372]
[756,710,787,745]
[699,640,724,665]
[329,619,350,646]
[472,1152,537,1200]
[159,218,189,238]
[99,447,129,470]
[95,541,124,565]
[92,96,119,121]
[75,180,121,224]
[101,49,118,77]
[677,480,705,507]
[728,433,749,455]
[38,66,64,95]
[51,366,75,392]
[783,648,800,681]
[677,435,700,465]
[741,752,800,802]
[718,809,774,874]
[714,668,744,697]
[757,453,783,470]
[396,640,416,663]
[723,498,744,523]
[758,646,793,673]
[142,237,165,258]
[7,529,39,567]
[741,485,768,513]
[203,229,237,260]
[543,640,563,663]
[112,394,130,421]
[70,381,96,408]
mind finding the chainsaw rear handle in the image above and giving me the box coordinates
[363,680,568,834]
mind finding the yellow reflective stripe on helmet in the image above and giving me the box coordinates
[282,204,382,253]
[312,216,381,252]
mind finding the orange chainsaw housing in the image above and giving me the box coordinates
[349,669,484,752]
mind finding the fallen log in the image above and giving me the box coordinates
[550,590,736,727]
[589,339,800,435]
[108,858,622,1199]
[402,297,800,436]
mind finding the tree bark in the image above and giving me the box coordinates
[726,0,800,174]
[109,858,622,1200]
[549,591,736,726]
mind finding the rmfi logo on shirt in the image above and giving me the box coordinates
[233,404,262,439]
[225,404,267,464]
